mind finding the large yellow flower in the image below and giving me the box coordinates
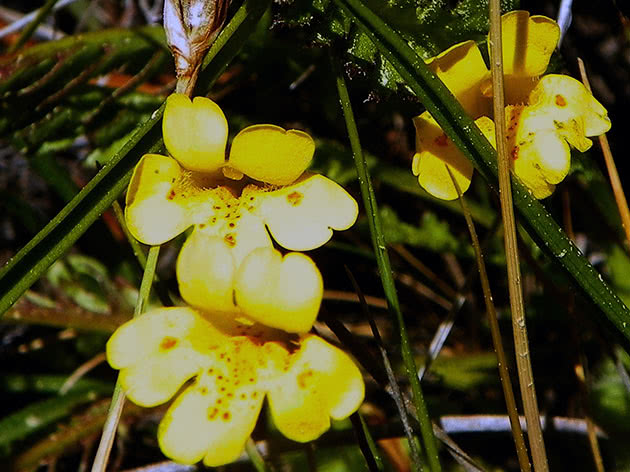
[412,10,611,200]
[125,94,358,332]
[107,306,365,467]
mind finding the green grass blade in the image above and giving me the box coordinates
[0,0,272,316]
[333,54,441,472]
[333,0,630,343]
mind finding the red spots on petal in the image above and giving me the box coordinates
[434,134,448,147]
[200,387,208,394]
[287,191,303,206]
[555,94,567,107]
[297,370,314,389]
[160,337,178,350]
[222,412,231,421]
[167,189,176,200]
[511,145,520,161]
[208,407,219,420]
[224,233,236,247]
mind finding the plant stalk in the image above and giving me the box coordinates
[90,245,160,472]
[488,2,548,470]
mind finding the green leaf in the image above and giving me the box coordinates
[333,0,630,344]
[0,0,273,316]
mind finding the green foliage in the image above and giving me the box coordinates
[276,0,518,94]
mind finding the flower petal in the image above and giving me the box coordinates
[176,230,237,312]
[267,335,364,442]
[158,373,265,466]
[412,112,475,200]
[125,154,191,245]
[257,173,358,251]
[426,40,490,117]
[227,124,315,185]
[107,307,220,406]
[234,248,323,333]
[163,94,228,173]
[527,74,611,141]
[499,11,560,78]
[497,11,560,103]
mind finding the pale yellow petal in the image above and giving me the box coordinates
[412,112,474,200]
[107,307,223,407]
[267,335,364,442]
[158,373,264,466]
[227,124,315,185]
[527,74,611,140]
[426,40,490,117]
[176,230,237,312]
[257,173,358,251]
[107,307,204,368]
[119,350,201,407]
[234,248,323,333]
[163,94,228,173]
[125,154,191,245]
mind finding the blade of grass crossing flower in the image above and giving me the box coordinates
[349,413,385,472]
[333,54,441,472]
[344,267,425,470]
[331,0,630,345]
[578,58,630,253]
[488,2,548,471]
[0,0,272,316]
[446,166,531,472]
[7,0,60,54]
[91,245,160,472]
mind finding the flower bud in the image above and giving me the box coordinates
[163,0,229,94]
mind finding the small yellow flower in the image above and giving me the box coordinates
[412,10,611,200]
[106,306,365,467]
[125,94,358,332]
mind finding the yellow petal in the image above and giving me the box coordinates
[158,372,264,466]
[412,112,474,200]
[234,248,323,333]
[125,154,191,245]
[176,230,237,312]
[512,129,570,199]
[227,124,315,185]
[257,173,358,250]
[527,74,611,141]
[499,11,559,77]
[426,40,490,117]
[266,335,364,442]
[107,307,221,406]
[483,12,560,103]
[163,94,228,173]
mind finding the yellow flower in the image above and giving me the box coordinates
[106,306,365,467]
[125,94,358,332]
[412,10,611,200]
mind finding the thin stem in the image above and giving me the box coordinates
[333,53,441,472]
[488,2,548,470]
[344,268,425,470]
[349,413,386,472]
[245,438,276,472]
[90,245,160,472]
[7,0,60,53]
[446,166,531,472]
[577,58,630,252]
